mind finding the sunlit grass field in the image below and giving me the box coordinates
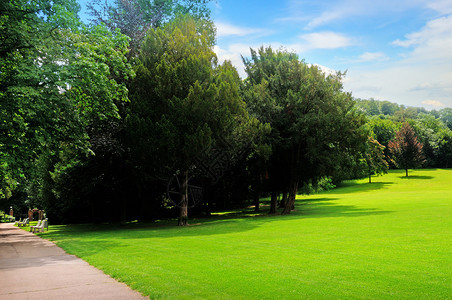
[40,169,451,299]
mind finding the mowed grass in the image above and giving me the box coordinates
[40,169,451,299]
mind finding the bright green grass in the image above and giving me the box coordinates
[40,169,451,299]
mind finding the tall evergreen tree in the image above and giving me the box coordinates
[243,47,366,214]
[128,15,258,225]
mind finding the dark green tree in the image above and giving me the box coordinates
[243,47,366,214]
[128,15,258,225]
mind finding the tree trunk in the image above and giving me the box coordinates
[120,188,127,225]
[269,190,277,214]
[253,190,260,212]
[178,170,189,226]
[406,168,409,177]
[369,173,372,183]
[279,191,287,208]
[282,181,298,215]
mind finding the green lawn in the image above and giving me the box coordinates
[40,169,451,299]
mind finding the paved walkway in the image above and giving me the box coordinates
[0,223,148,299]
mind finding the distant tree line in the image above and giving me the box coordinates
[1,0,451,225]
[356,99,452,169]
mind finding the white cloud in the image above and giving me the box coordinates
[393,15,452,50]
[281,0,452,29]
[343,14,452,108]
[344,60,452,108]
[214,44,252,78]
[279,0,355,28]
[357,52,389,62]
[305,11,344,29]
[214,43,304,78]
[299,32,353,50]
[422,100,446,108]
[213,2,452,108]
[215,22,268,38]
[311,64,337,76]
[411,82,451,91]
[340,52,390,64]
[426,0,452,14]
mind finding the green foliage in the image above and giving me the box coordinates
[363,136,389,182]
[242,46,367,213]
[88,0,214,56]
[355,98,429,118]
[412,113,452,167]
[357,99,451,169]
[439,108,452,130]
[299,176,336,194]
[0,0,134,217]
[4,0,449,224]
[128,15,216,172]
[126,15,261,224]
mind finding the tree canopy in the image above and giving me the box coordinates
[3,0,449,224]
[0,0,134,216]
[389,122,425,176]
[128,15,260,225]
[242,46,366,214]
[88,0,214,56]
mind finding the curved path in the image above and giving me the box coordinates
[0,223,147,299]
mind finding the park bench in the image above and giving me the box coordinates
[17,218,29,227]
[14,218,22,225]
[32,219,48,233]
[30,220,42,232]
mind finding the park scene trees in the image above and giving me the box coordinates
[2,0,452,299]
[2,0,451,224]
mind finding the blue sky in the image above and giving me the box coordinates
[77,0,452,109]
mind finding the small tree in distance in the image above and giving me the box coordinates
[364,136,389,183]
[389,123,425,177]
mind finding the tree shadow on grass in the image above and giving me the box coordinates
[327,182,394,194]
[40,190,392,243]
[296,199,392,219]
[44,202,390,242]
[399,175,434,180]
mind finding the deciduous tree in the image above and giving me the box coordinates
[388,122,424,176]
[364,136,389,183]
[0,0,134,214]
[88,0,213,57]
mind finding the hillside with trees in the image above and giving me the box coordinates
[356,99,452,169]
